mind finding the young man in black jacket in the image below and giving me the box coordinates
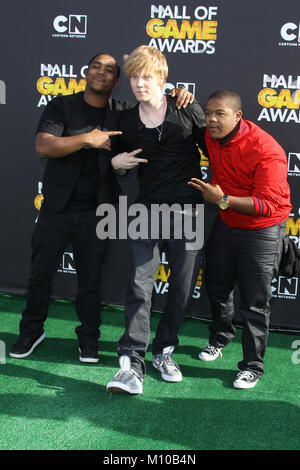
[107,46,205,394]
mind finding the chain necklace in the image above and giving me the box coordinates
[139,96,166,142]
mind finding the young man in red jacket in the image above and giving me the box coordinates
[189,90,291,389]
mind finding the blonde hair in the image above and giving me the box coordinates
[124,45,168,83]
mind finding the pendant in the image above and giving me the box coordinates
[156,125,163,142]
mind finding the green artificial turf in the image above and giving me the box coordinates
[0,293,299,450]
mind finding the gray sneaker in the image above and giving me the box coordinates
[106,355,143,395]
[152,346,182,382]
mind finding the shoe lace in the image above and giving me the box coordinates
[115,369,141,382]
[115,369,132,379]
[161,354,179,372]
[237,370,255,382]
[205,344,222,356]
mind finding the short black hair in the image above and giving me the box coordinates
[88,53,121,79]
[207,90,242,112]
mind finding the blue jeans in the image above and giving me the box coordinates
[205,216,285,376]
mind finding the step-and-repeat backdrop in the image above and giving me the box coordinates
[1,1,299,331]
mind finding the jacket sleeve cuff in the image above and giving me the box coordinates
[251,196,272,217]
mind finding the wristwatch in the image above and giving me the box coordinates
[218,194,230,210]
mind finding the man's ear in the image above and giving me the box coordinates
[114,78,120,89]
[236,110,242,122]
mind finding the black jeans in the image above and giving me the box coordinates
[19,208,108,346]
[205,216,285,376]
[117,209,203,378]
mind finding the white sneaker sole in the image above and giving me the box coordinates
[78,349,99,363]
[79,356,99,363]
[106,381,143,395]
[9,332,46,358]
[198,353,220,362]
[152,361,183,382]
[233,379,258,389]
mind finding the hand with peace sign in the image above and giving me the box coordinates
[111,148,148,172]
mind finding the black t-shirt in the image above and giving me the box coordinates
[36,94,105,211]
[119,96,206,206]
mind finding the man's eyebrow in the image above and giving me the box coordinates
[92,60,116,68]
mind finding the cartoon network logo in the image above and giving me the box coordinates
[0,80,6,104]
[57,252,76,274]
[288,153,300,176]
[272,275,298,299]
[52,15,87,39]
[163,82,196,95]
[279,22,300,47]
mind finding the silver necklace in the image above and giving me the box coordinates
[140,98,166,142]
[154,122,163,142]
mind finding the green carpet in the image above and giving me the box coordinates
[0,293,299,450]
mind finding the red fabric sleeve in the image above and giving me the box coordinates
[251,148,289,218]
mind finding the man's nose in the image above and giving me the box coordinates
[97,66,106,75]
[136,78,144,87]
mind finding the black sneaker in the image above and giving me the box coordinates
[198,343,223,361]
[10,332,46,358]
[79,345,99,363]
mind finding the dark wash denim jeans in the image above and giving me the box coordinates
[205,216,286,376]
[19,208,108,346]
[117,210,203,378]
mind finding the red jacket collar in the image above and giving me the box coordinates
[205,118,250,145]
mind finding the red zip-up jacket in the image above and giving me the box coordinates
[205,119,292,229]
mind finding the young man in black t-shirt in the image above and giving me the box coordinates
[106,46,206,394]
[10,52,192,364]
[9,53,145,363]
